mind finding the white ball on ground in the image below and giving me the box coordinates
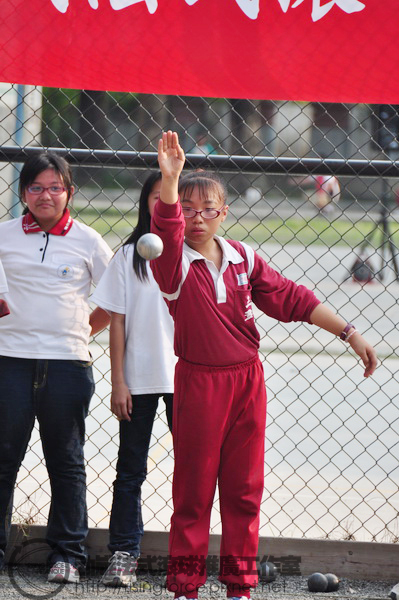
[136,233,164,260]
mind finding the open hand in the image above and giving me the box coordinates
[158,130,185,180]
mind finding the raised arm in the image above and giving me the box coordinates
[309,303,377,378]
[158,131,185,205]
[150,131,187,299]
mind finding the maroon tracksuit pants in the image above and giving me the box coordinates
[167,355,267,599]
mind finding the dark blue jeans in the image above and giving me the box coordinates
[108,393,173,557]
[0,356,94,570]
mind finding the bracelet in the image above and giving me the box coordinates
[340,322,354,341]
[346,328,358,343]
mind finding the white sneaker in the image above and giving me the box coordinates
[100,551,137,587]
[48,561,80,584]
[390,584,399,600]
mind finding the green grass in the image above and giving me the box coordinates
[71,207,137,241]
[222,215,399,249]
[72,207,399,250]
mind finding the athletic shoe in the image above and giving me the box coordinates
[229,597,252,600]
[390,583,399,600]
[48,561,80,583]
[100,551,137,587]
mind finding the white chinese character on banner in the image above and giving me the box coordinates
[184,0,259,20]
[110,0,157,13]
[235,0,259,19]
[50,0,157,13]
[276,0,291,11]
[50,0,364,20]
[51,0,98,12]
[289,0,365,21]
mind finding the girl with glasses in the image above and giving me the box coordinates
[150,131,377,600]
[0,152,113,583]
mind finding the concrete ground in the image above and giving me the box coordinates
[0,566,396,600]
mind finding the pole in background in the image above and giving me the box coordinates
[9,84,25,219]
[349,105,399,283]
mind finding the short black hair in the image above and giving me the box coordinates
[178,171,227,206]
[19,152,73,203]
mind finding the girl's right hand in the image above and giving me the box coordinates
[158,130,185,180]
[111,381,132,421]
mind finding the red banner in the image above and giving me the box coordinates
[0,0,398,102]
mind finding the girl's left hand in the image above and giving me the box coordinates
[349,332,378,377]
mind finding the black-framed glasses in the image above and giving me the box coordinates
[27,185,66,195]
[182,205,226,220]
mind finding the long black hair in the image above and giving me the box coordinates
[19,152,74,215]
[123,171,161,282]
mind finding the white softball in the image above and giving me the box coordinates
[136,233,164,260]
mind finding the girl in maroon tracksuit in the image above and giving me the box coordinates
[151,131,377,600]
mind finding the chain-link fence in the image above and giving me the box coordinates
[1,85,398,545]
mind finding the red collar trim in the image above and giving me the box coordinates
[22,209,73,236]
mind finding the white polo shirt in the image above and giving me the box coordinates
[0,216,113,360]
[0,258,8,294]
[92,245,176,395]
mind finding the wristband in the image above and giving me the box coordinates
[340,323,354,341]
[346,328,358,343]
